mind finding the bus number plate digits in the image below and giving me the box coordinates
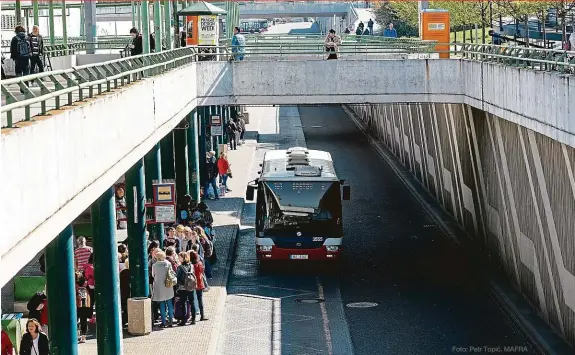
[312,237,323,242]
[290,255,308,260]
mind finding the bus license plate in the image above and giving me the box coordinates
[290,255,308,260]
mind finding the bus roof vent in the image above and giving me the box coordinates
[286,147,309,155]
[287,152,310,168]
[294,166,322,177]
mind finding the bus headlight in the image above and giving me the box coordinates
[326,246,339,252]
[259,245,273,252]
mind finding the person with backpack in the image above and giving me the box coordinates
[197,229,214,279]
[175,251,197,325]
[10,26,30,79]
[151,250,175,328]
[226,120,238,150]
[75,271,92,344]
[190,250,208,322]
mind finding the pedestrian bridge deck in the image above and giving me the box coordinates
[1,50,573,285]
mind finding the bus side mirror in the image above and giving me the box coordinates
[342,185,350,200]
[246,186,255,201]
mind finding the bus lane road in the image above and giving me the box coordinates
[298,105,534,355]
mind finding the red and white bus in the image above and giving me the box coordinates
[246,147,350,263]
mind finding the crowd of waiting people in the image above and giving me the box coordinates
[2,200,218,354]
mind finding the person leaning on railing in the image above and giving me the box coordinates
[129,27,155,56]
[231,26,246,61]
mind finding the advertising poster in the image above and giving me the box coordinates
[198,15,218,45]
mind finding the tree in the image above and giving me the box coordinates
[374,1,418,37]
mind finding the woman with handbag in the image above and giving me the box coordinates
[19,319,49,355]
[151,250,175,328]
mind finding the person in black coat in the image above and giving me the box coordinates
[19,319,49,355]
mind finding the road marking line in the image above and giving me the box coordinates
[316,277,333,355]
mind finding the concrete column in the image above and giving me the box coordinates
[144,143,164,244]
[48,1,55,45]
[61,1,68,47]
[141,0,151,53]
[174,126,189,203]
[45,225,77,355]
[187,110,201,202]
[32,0,39,27]
[163,0,172,50]
[160,132,175,180]
[199,107,207,188]
[153,0,162,52]
[125,158,149,297]
[91,188,122,355]
[84,0,97,53]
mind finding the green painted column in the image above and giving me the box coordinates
[48,0,55,45]
[187,110,201,202]
[125,158,149,297]
[144,143,164,244]
[61,1,68,47]
[160,133,175,180]
[15,0,22,25]
[45,225,77,355]
[141,0,150,53]
[163,0,172,50]
[222,106,228,144]
[199,107,207,188]
[131,1,136,28]
[153,0,162,52]
[174,125,189,203]
[137,1,142,31]
[79,1,84,38]
[210,106,219,158]
[91,188,122,355]
[33,0,39,26]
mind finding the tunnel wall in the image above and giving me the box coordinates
[349,103,575,345]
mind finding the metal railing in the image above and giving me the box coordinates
[1,41,573,129]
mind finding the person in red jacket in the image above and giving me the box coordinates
[217,153,231,193]
[1,330,14,355]
[190,251,208,323]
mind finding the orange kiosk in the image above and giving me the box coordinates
[185,15,219,47]
[420,9,450,59]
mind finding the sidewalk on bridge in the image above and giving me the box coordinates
[78,108,264,355]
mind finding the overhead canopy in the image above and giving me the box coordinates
[177,1,227,16]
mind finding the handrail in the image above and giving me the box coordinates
[2,42,573,129]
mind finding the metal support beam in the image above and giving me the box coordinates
[84,0,96,53]
[187,110,201,202]
[61,0,68,46]
[126,159,149,298]
[174,125,189,203]
[48,0,55,45]
[144,143,164,244]
[141,0,150,53]
[45,225,78,355]
[163,0,172,50]
[32,0,39,26]
[153,0,162,52]
[160,133,175,180]
[92,188,122,355]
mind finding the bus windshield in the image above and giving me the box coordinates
[262,181,342,236]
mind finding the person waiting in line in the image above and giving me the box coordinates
[217,153,231,193]
[1,329,13,355]
[175,224,186,253]
[204,151,220,200]
[28,25,44,76]
[190,250,208,322]
[196,229,214,280]
[175,251,196,325]
[151,250,175,328]
[74,236,93,270]
[82,253,96,323]
[163,227,180,252]
[166,246,179,273]
[75,271,92,344]
[324,29,342,60]
[384,23,398,38]
[26,291,48,337]
[231,26,246,61]
[119,258,131,327]
[19,319,49,355]
[226,120,238,150]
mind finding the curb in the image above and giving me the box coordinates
[343,105,571,355]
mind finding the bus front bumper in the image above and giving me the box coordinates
[256,246,341,261]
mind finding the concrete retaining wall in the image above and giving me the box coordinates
[0,64,198,285]
[350,103,575,345]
